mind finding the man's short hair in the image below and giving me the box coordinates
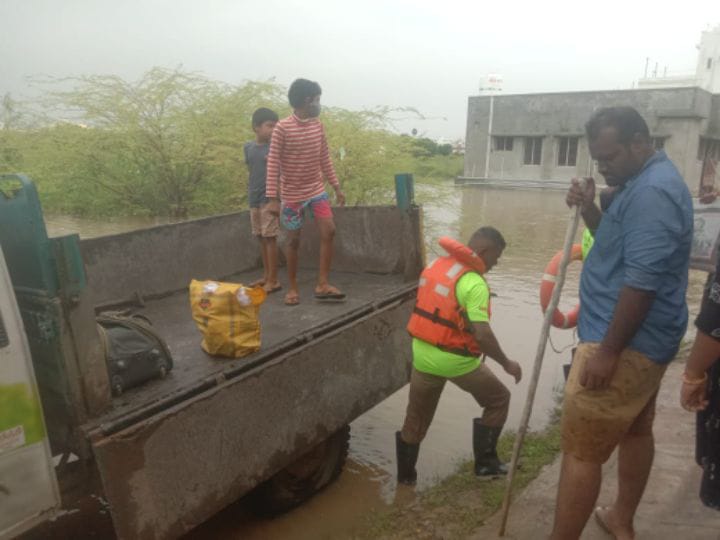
[585,106,650,145]
[469,226,506,250]
[251,107,278,128]
[288,78,322,108]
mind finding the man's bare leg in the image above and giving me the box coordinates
[284,230,301,304]
[596,394,658,540]
[550,453,602,540]
[595,432,654,540]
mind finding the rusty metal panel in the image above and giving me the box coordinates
[91,296,414,540]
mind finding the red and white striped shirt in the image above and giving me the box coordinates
[266,114,339,203]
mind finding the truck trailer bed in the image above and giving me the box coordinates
[1,176,425,540]
[89,268,409,434]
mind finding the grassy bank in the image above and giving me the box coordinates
[357,419,561,540]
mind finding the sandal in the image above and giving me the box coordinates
[314,285,346,301]
[594,507,635,539]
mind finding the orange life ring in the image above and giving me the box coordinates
[539,244,583,329]
[439,236,487,274]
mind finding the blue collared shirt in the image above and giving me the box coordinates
[578,151,693,364]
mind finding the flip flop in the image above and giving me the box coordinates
[595,507,632,538]
[314,286,346,301]
[314,292,346,301]
[284,292,300,306]
[594,507,612,536]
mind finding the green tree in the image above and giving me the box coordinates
[1,93,22,130]
[42,68,284,217]
[0,94,24,171]
[411,137,439,158]
[323,107,415,205]
[437,143,453,156]
[2,68,459,217]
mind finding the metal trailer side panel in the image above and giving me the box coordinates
[91,295,414,540]
[79,206,425,308]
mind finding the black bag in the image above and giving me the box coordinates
[97,313,173,396]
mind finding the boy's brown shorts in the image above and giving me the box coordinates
[561,342,668,464]
[250,205,279,238]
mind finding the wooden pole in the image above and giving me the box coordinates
[498,184,585,536]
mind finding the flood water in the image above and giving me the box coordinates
[43,185,706,540]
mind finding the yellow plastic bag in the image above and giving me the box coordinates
[189,280,267,358]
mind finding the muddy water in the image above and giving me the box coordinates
[44,187,706,540]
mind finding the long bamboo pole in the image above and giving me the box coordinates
[498,182,585,536]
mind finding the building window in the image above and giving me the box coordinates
[652,137,666,150]
[493,136,513,151]
[523,137,543,165]
[711,140,720,161]
[557,137,579,166]
[699,138,720,161]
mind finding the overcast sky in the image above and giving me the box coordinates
[1,0,718,139]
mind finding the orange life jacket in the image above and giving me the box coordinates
[407,237,489,357]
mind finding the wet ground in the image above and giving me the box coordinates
[469,357,720,539]
[42,185,707,539]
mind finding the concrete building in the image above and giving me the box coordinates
[462,26,720,192]
[639,24,720,94]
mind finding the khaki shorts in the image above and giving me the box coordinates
[561,342,668,463]
[250,205,279,238]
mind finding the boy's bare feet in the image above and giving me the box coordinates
[250,278,266,288]
[284,290,300,306]
[263,281,282,294]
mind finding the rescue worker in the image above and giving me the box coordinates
[396,226,522,484]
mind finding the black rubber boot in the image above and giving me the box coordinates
[395,431,420,485]
[473,419,508,477]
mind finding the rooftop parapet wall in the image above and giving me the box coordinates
[467,87,715,137]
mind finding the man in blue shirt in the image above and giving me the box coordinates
[550,107,693,540]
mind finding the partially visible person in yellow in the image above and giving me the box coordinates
[581,228,595,260]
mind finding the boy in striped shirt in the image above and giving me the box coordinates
[266,79,346,305]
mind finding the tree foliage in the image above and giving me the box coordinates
[411,136,453,157]
[0,68,457,217]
